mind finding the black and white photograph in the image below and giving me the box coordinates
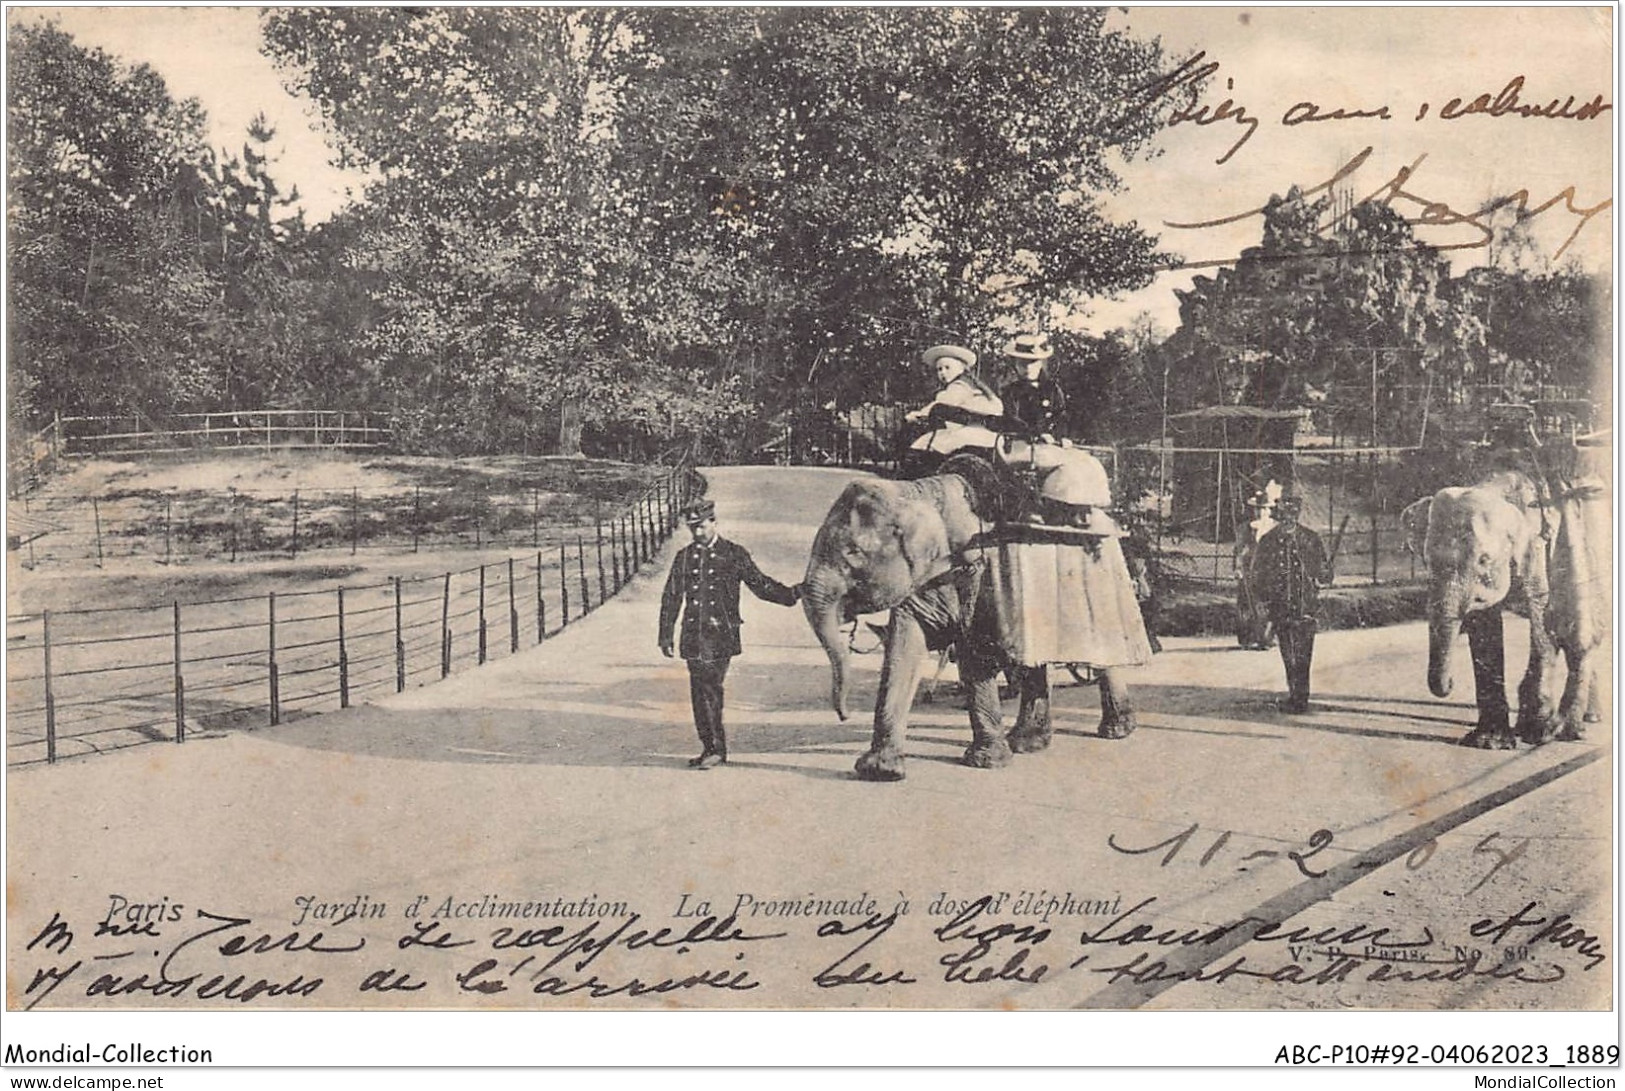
[2,3,1617,1077]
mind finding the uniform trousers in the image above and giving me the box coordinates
[1273,616,1316,709]
[686,657,732,757]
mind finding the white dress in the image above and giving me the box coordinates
[908,376,1004,455]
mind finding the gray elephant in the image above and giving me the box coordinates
[801,462,1147,781]
[1402,452,1608,748]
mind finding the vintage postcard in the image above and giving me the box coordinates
[3,4,1616,1072]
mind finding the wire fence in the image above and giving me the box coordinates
[1118,445,1424,590]
[774,404,1425,591]
[6,461,702,768]
[9,471,675,569]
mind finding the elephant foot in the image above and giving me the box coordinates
[960,739,1013,769]
[1098,710,1138,740]
[1516,712,1562,747]
[1555,719,1587,742]
[1583,711,1602,724]
[854,749,905,782]
[1007,728,1052,754]
[1460,727,1519,750]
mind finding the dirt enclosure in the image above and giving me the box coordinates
[6,452,691,766]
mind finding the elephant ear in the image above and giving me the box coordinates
[1400,497,1432,556]
[889,483,953,580]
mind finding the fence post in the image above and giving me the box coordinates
[1369,452,1380,586]
[578,536,590,611]
[413,487,422,553]
[508,557,519,654]
[173,601,186,744]
[440,573,452,678]
[164,494,173,565]
[532,489,540,549]
[268,592,281,726]
[351,486,360,555]
[611,515,623,590]
[230,489,239,563]
[640,494,653,562]
[92,496,104,568]
[560,543,570,625]
[291,490,300,558]
[337,587,351,708]
[536,551,547,641]
[478,564,488,665]
[596,504,607,603]
[623,512,635,576]
[42,610,56,764]
[394,577,406,692]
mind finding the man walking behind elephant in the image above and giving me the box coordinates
[1252,495,1328,712]
[659,499,802,768]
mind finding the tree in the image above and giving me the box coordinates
[8,23,325,428]
[8,22,220,422]
[262,8,757,454]
[671,8,1189,412]
[262,8,1195,455]
[1160,189,1486,447]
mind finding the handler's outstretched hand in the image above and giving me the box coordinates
[660,642,675,658]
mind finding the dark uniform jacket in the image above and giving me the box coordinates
[659,537,798,660]
[1252,524,1328,621]
[1000,375,1067,437]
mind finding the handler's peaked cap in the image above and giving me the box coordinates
[682,498,717,524]
[921,344,977,369]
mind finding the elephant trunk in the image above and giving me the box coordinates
[804,592,851,721]
[1428,591,1463,698]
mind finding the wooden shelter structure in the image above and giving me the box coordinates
[1166,405,1310,542]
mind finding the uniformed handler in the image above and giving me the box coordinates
[659,498,802,768]
[1250,495,1329,713]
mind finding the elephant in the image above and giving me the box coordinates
[1402,452,1609,749]
[801,458,1146,781]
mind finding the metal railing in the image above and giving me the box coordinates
[58,409,390,457]
[7,460,703,768]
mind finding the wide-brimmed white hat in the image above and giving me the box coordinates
[921,344,977,369]
[1002,333,1053,361]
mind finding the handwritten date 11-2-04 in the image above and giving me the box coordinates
[1107,822,1529,894]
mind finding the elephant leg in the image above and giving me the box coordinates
[1460,609,1515,749]
[1583,664,1603,724]
[959,649,1012,769]
[1515,606,1562,746]
[1007,664,1053,753]
[1555,647,1588,741]
[1097,667,1138,739]
[855,612,930,782]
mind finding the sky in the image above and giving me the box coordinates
[9,5,1616,335]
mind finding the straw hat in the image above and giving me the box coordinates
[921,344,977,369]
[1002,333,1053,361]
